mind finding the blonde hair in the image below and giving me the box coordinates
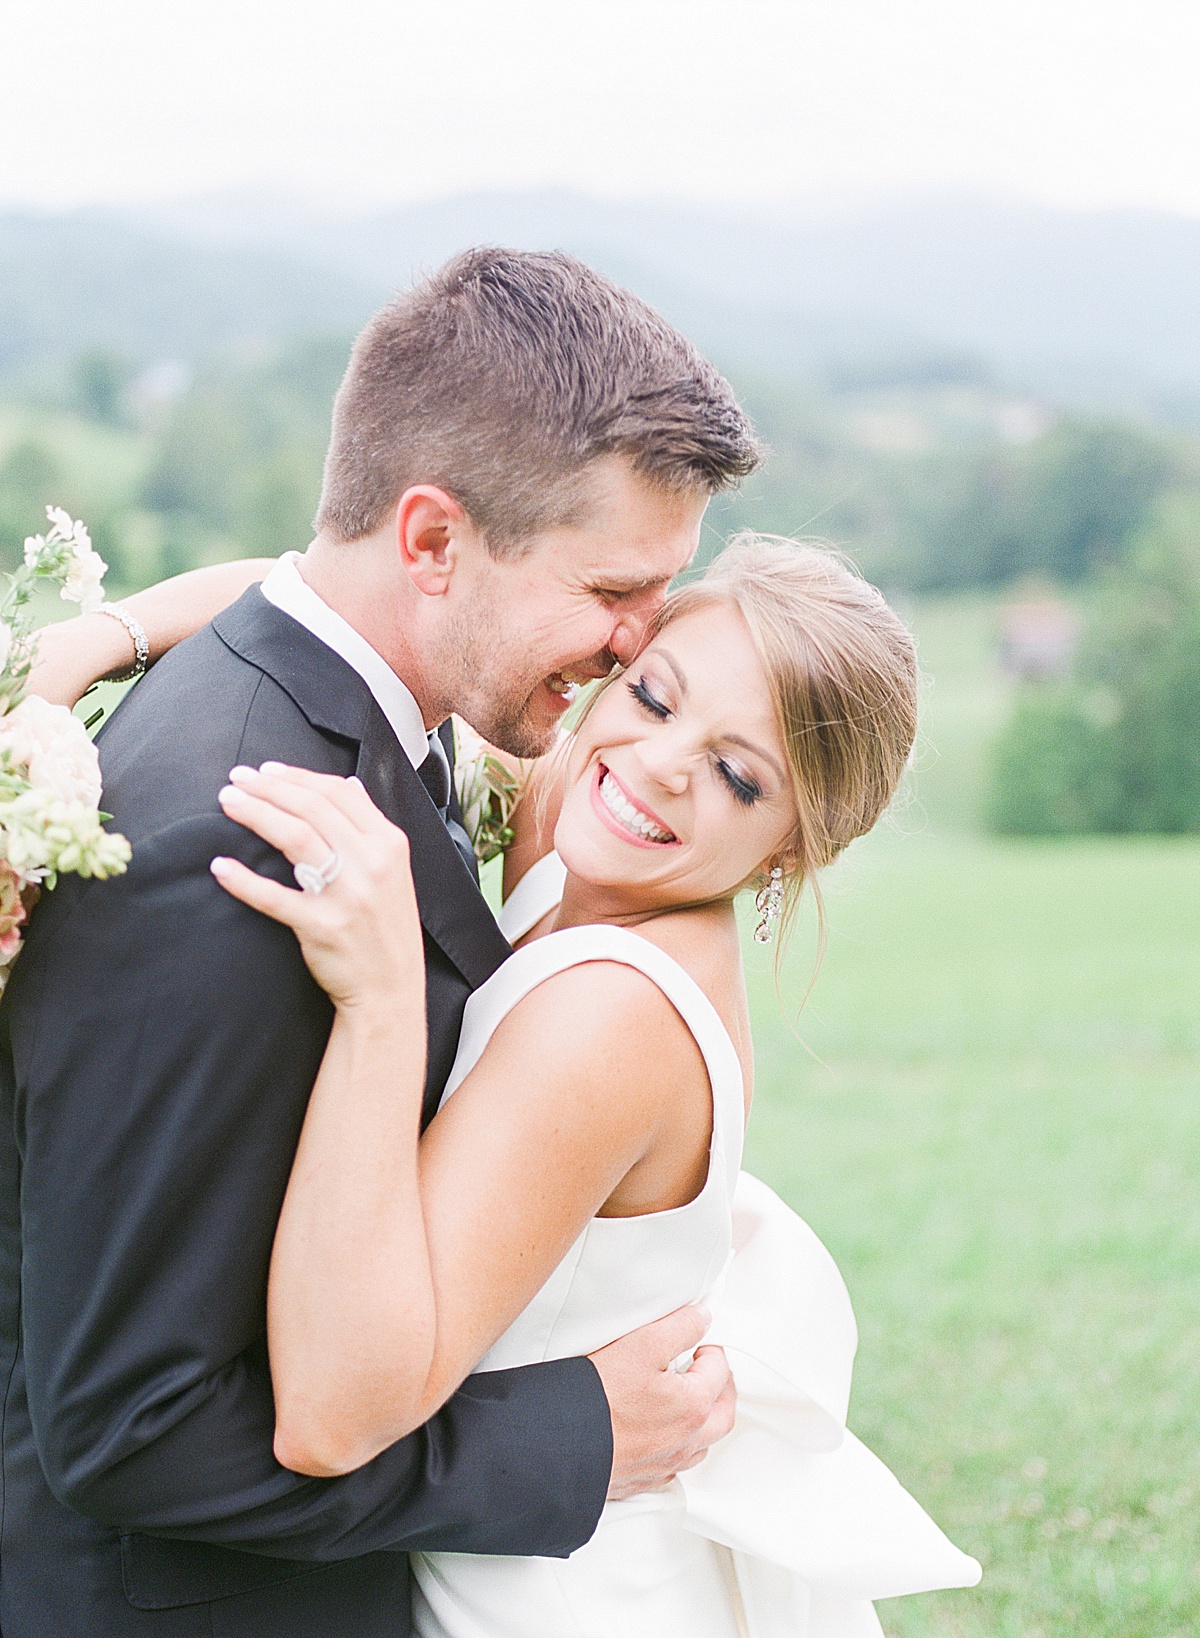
[654,533,919,951]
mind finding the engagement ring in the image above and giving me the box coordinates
[293,851,342,894]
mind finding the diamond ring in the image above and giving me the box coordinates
[293,851,343,895]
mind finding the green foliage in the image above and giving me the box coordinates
[991,497,1200,835]
[1022,421,1176,581]
[713,395,1187,595]
[72,350,133,427]
[139,333,348,561]
[0,402,157,590]
[0,439,63,553]
[988,691,1115,834]
[885,420,1179,592]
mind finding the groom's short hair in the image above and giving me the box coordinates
[315,247,759,553]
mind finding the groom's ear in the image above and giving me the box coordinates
[395,486,476,596]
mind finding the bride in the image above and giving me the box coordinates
[40,534,980,1636]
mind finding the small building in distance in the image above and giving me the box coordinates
[999,600,1079,680]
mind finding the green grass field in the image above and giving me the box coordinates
[738,599,1200,1637]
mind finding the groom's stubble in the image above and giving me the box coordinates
[439,572,598,759]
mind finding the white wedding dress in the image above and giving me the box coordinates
[411,857,980,1638]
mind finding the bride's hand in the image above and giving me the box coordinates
[211,763,424,1012]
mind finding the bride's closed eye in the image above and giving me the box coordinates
[628,676,763,807]
[716,761,762,808]
[628,676,669,719]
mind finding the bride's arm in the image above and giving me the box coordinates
[26,557,277,708]
[212,764,704,1478]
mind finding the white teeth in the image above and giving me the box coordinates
[546,675,578,701]
[598,771,674,843]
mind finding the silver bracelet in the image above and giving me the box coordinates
[95,603,149,681]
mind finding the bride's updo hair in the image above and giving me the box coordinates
[653,533,919,940]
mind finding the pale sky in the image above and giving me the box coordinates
[4,0,1199,216]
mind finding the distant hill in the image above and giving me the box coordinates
[123,189,1200,411]
[0,212,378,385]
[3,190,1199,416]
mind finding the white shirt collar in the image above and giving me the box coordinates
[259,552,430,770]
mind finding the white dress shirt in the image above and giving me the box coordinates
[259,552,429,770]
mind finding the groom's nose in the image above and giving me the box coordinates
[609,589,667,667]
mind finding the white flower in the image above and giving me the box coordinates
[0,787,130,880]
[0,801,128,889]
[45,505,76,540]
[60,541,108,612]
[0,695,103,808]
[28,508,107,611]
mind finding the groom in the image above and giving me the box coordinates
[0,248,759,1636]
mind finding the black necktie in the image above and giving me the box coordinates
[418,731,479,880]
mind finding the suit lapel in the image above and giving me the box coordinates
[356,704,512,991]
[215,588,512,992]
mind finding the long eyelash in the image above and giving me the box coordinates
[718,760,761,807]
[628,678,669,718]
[629,678,760,805]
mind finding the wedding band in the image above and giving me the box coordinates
[293,851,342,894]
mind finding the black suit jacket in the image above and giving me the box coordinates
[0,589,611,1637]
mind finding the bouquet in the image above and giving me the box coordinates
[0,507,131,980]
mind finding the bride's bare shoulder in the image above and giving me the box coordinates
[467,951,709,1146]
[494,950,697,1059]
[480,904,745,1111]
[632,901,742,994]
[632,903,753,1100]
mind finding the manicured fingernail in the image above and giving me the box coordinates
[228,765,256,782]
[218,785,243,803]
[210,857,232,874]
[260,760,287,774]
[348,776,365,790]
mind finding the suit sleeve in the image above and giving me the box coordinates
[7,807,611,1560]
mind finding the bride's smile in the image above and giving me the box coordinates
[555,600,798,915]
[592,762,679,846]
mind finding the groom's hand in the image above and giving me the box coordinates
[588,1305,736,1500]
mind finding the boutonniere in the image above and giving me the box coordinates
[451,717,530,864]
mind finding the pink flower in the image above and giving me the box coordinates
[0,696,103,809]
[0,862,27,962]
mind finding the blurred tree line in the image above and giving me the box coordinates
[990,495,1200,835]
[0,334,348,588]
[4,333,1191,596]
[716,380,1185,591]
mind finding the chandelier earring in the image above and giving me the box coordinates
[753,865,785,945]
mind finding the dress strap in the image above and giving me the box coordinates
[443,923,745,1194]
[496,851,568,944]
